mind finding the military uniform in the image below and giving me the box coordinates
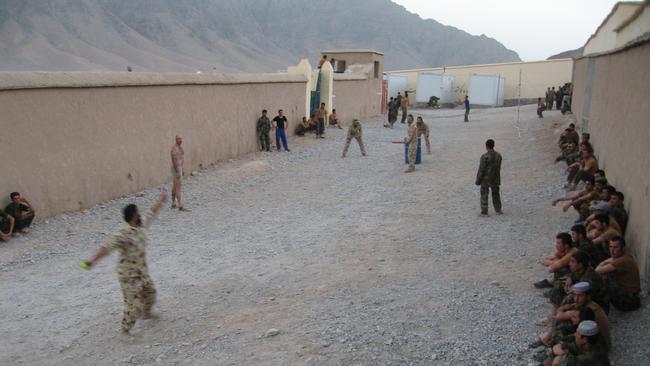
[416,121,431,154]
[103,209,158,333]
[475,149,502,214]
[558,341,610,366]
[256,115,271,151]
[405,122,418,172]
[342,120,366,157]
[570,267,609,313]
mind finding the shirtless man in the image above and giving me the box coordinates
[170,135,186,211]
[567,145,598,191]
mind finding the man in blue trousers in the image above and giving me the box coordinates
[272,109,290,152]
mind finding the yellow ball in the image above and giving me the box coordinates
[79,262,90,270]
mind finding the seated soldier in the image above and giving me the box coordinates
[5,192,36,234]
[552,320,609,366]
[534,233,576,290]
[585,202,622,235]
[571,224,606,267]
[581,132,590,145]
[566,144,598,191]
[555,142,578,164]
[0,210,15,241]
[551,177,599,223]
[596,236,641,312]
[328,109,343,129]
[566,123,580,145]
[565,251,608,313]
[608,191,628,234]
[555,282,610,351]
[296,116,311,136]
[530,307,595,359]
[587,214,621,255]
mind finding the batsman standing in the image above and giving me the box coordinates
[82,193,167,334]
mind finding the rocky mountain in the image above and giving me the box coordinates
[0,0,521,73]
[547,47,584,60]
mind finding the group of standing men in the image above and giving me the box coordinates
[256,109,291,152]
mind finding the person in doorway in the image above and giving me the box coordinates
[257,109,271,151]
[272,109,290,152]
[464,95,470,122]
[475,139,502,216]
[81,194,168,335]
[170,135,187,211]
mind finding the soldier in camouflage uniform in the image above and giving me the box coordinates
[83,193,167,334]
[256,109,271,152]
[554,320,610,366]
[475,139,502,216]
[342,119,366,158]
[415,116,431,154]
[404,114,418,173]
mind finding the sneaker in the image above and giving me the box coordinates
[533,279,552,289]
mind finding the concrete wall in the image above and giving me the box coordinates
[615,4,650,48]
[583,2,641,55]
[0,72,307,217]
[332,74,382,123]
[385,59,573,105]
[572,41,650,288]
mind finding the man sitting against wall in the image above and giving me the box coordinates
[328,109,343,129]
[596,236,641,312]
[5,192,36,234]
[0,210,15,241]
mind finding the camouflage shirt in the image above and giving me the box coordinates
[348,120,362,138]
[476,149,502,186]
[416,122,430,139]
[103,209,157,279]
[257,116,271,134]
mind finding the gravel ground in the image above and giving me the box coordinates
[1,104,648,365]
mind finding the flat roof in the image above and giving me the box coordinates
[0,71,307,91]
[385,58,573,74]
[321,49,384,55]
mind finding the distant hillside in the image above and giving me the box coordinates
[547,47,584,60]
[0,0,521,72]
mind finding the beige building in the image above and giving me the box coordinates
[583,1,646,55]
[385,58,573,106]
[572,0,650,287]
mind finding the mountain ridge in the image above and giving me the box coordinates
[0,0,521,72]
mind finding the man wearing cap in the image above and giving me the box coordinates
[553,320,609,366]
[556,282,610,350]
[596,236,641,312]
[565,251,608,313]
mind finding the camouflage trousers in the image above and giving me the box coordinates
[480,183,502,214]
[342,136,366,157]
[606,277,641,312]
[119,275,156,332]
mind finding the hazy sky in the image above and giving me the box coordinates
[392,0,623,61]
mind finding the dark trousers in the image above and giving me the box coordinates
[464,108,470,122]
[259,132,270,151]
[276,128,288,151]
[572,169,593,185]
[14,214,34,231]
[401,107,408,123]
[317,118,325,136]
[537,108,544,118]
[480,183,501,214]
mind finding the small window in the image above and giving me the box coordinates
[374,61,380,78]
[334,60,346,73]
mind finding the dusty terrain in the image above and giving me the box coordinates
[1,105,647,365]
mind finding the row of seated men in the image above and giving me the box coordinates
[0,192,36,242]
[295,109,343,136]
[527,125,640,365]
